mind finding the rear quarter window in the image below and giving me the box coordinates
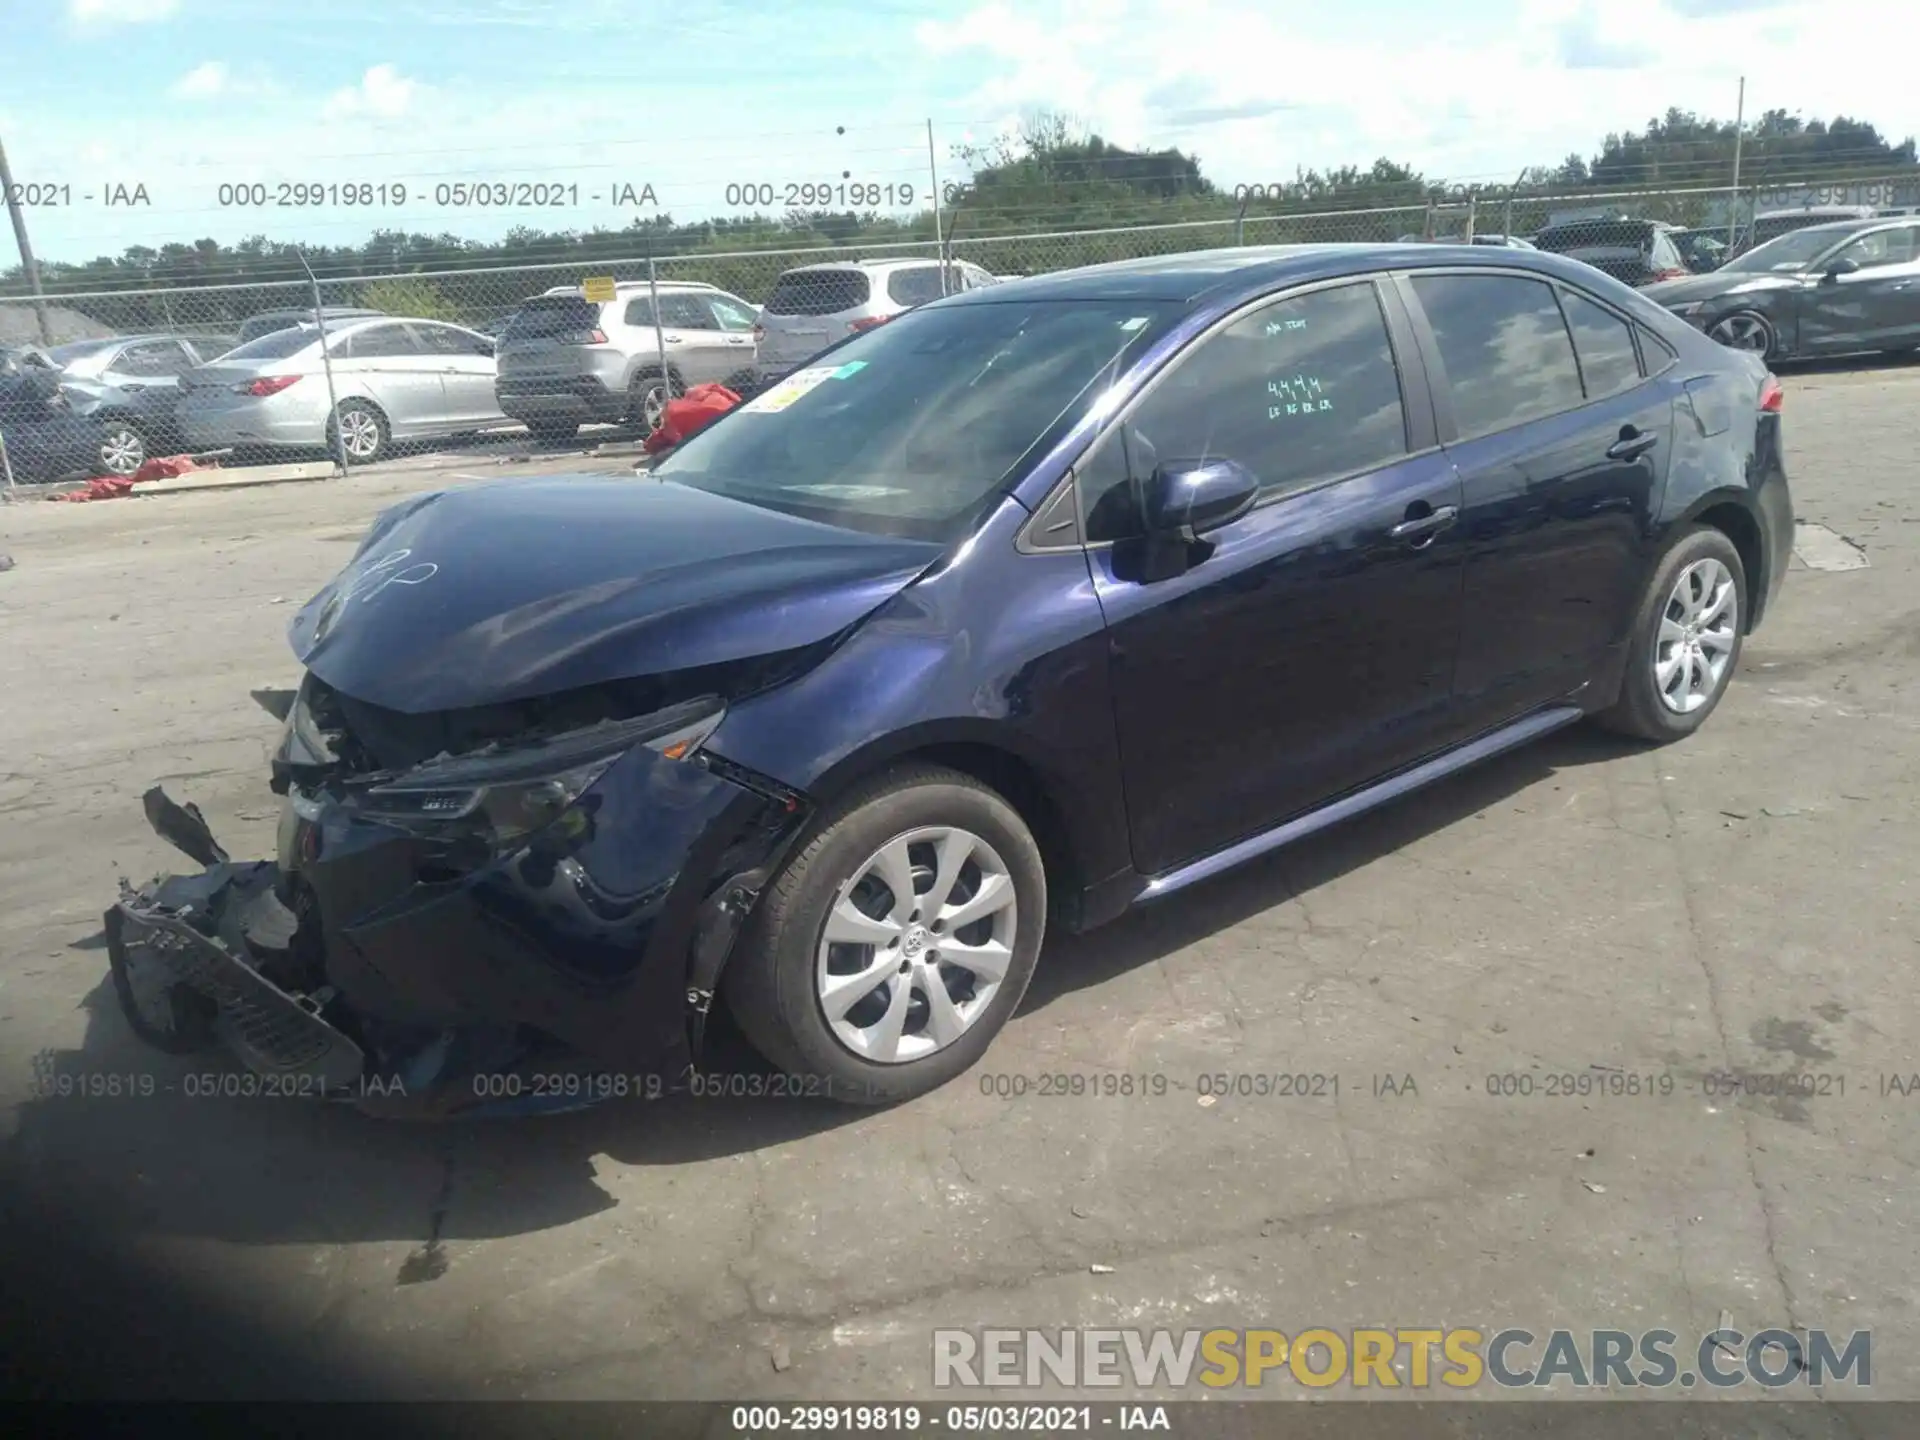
[766,270,871,316]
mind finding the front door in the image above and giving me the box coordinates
[1084,278,1468,877]
[1799,223,1920,353]
[1400,271,1672,732]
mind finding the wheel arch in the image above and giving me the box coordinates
[1676,491,1768,634]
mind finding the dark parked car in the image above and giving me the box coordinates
[1532,218,1691,287]
[46,332,225,472]
[1644,216,1920,360]
[0,354,120,483]
[107,243,1792,1114]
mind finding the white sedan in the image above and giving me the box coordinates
[177,316,511,463]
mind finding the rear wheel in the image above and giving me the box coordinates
[627,368,678,432]
[96,420,147,477]
[724,764,1047,1105]
[328,400,388,463]
[1594,526,1746,742]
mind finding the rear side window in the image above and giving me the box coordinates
[1082,281,1408,539]
[1558,290,1642,400]
[1411,274,1584,436]
[886,266,951,307]
[503,296,602,341]
[221,326,319,361]
[765,270,871,316]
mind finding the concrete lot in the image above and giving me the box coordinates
[1,360,1916,1409]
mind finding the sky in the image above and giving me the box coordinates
[1,0,1913,264]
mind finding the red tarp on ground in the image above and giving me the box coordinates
[46,454,211,503]
[642,384,741,454]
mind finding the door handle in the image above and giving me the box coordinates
[1606,429,1659,461]
[1388,503,1458,544]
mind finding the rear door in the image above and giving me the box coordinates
[759,269,871,374]
[1400,270,1674,734]
[336,323,447,435]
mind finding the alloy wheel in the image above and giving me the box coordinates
[814,825,1018,1064]
[98,425,145,476]
[1707,313,1771,353]
[639,380,668,432]
[1654,557,1739,714]
[337,408,381,460]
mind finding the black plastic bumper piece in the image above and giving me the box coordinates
[105,862,367,1094]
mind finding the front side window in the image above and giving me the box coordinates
[1831,225,1918,271]
[1411,274,1585,437]
[1078,281,1409,542]
[707,296,758,331]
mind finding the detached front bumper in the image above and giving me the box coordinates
[109,738,809,1118]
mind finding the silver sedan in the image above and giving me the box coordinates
[176,317,512,463]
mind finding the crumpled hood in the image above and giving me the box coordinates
[290,475,941,714]
[1643,271,1803,307]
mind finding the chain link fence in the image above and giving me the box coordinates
[3,174,1916,483]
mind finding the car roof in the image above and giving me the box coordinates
[536,281,717,296]
[936,243,1662,311]
[776,258,948,276]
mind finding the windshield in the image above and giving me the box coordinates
[1721,228,1853,274]
[652,298,1175,540]
[47,338,118,366]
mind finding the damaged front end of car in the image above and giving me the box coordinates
[107,676,814,1119]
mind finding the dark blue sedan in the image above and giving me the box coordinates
[107,243,1793,1113]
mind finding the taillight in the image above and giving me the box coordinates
[1759,375,1784,413]
[583,328,608,345]
[848,316,889,333]
[1650,268,1688,283]
[238,375,301,397]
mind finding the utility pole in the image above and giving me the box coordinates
[926,119,947,295]
[0,132,54,347]
[1728,76,1746,249]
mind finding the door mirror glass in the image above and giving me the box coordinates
[1142,457,1259,536]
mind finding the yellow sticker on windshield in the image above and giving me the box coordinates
[744,366,839,413]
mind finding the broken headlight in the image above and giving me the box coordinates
[351,697,725,848]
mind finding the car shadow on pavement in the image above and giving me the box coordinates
[3,725,1644,1254]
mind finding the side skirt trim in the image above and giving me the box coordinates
[1135,706,1585,906]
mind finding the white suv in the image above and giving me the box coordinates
[494,280,760,443]
[754,258,999,383]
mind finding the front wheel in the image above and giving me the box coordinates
[96,421,147,477]
[1706,310,1777,360]
[724,764,1047,1105]
[1594,526,1746,742]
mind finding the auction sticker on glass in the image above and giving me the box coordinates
[743,365,842,414]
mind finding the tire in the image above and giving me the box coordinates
[96,420,147,477]
[528,419,580,446]
[1705,310,1777,361]
[724,763,1047,1106]
[1594,526,1747,742]
[627,368,678,432]
[327,400,388,464]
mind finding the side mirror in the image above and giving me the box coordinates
[1142,458,1260,537]
[1823,257,1860,281]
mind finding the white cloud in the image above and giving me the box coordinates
[322,65,419,122]
[171,61,228,99]
[70,0,179,26]
[917,0,1919,191]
